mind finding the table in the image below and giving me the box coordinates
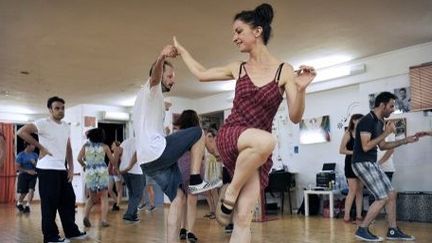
[304,189,334,218]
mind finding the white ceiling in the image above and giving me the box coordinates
[1,0,432,114]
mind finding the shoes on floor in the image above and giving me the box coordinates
[186,232,198,243]
[83,217,91,227]
[179,228,187,240]
[123,217,140,224]
[225,224,234,234]
[137,203,146,211]
[16,204,24,212]
[386,227,415,241]
[146,206,156,213]
[355,227,383,242]
[112,203,120,211]
[23,206,30,213]
[66,231,87,240]
[189,179,222,194]
[45,236,70,243]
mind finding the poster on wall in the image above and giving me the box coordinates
[394,87,411,112]
[387,118,407,139]
[299,115,331,144]
[368,87,410,113]
[84,116,96,128]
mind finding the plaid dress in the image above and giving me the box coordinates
[216,62,284,188]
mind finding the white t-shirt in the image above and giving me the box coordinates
[132,80,166,164]
[378,133,395,172]
[34,118,70,170]
[119,137,142,175]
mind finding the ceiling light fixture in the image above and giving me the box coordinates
[102,111,130,121]
[313,63,366,83]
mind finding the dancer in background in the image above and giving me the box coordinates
[77,128,119,227]
[15,142,38,213]
[339,114,364,223]
[108,141,123,211]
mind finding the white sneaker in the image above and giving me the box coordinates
[189,179,223,194]
[137,203,146,211]
[66,231,87,240]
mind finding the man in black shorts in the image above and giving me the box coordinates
[16,142,39,213]
[352,92,419,241]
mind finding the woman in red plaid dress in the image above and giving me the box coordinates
[175,3,316,242]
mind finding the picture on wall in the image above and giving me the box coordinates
[368,93,378,110]
[394,87,411,112]
[386,118,407,139]
[299,115,331,144]
[368,87,411,113]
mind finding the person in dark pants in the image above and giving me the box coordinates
[118,137,146,224]
[15,142,39,213]
[18,96,86,243]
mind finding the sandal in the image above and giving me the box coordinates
[216,184,235,226]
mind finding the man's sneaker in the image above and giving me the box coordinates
[137,203,146,211]
[189,179,223,194]
[66,231,87,240]
[179,228,187,240]
[355,227,383,242]
[386,227,415,241]
[45,236,70,243]
[186,232,198,243]
[23,206,30,213]
[16,204,24,212]
[146,206,156,213]
[224,224,234,233]
[123,217,140,224]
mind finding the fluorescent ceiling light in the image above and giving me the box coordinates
[294,55,353,69]
[0,105,35,114]
[117,96,137,107]
[102,111,130,121]
[313,64,366,83]
[0,112,30,122]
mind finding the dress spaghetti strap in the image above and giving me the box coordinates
[274,63,285,82]
[238,62,246,80]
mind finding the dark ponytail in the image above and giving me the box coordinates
[234,3,274,45]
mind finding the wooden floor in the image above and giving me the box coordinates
[1,202,431,243]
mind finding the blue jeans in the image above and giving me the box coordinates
[140,126,202,201]
[122,173,145,220]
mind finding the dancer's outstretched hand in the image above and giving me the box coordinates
[295,65,316,91]
[160,44,178,59]
[173,36,186,55]
[415,131,432,138]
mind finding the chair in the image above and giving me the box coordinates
[264,171,294,215]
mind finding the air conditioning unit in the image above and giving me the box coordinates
[102,111,130,121]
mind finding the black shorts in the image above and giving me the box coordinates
[17,173,37,194]
[344,159,357,179]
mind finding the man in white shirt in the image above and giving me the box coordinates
[18,96,86,243]
[133,45,221,241]
[118,137,145,223]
